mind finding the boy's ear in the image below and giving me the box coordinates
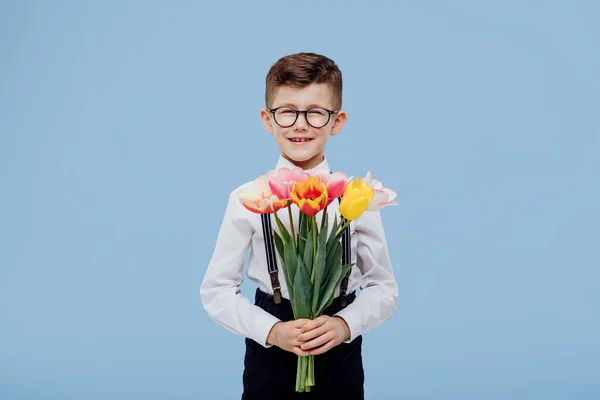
[329,110,348,136]
[260,108,274,134]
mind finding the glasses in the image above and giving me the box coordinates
[268,106,339,128]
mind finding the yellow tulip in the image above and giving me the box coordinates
[339,178,374,221]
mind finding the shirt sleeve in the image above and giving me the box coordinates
[334,209,398,342]
[200,190,281,348]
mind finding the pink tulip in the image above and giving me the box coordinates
[267,167,307,200]
[362,171,398,211]
[237,175,288,214]
[306,169,350,206]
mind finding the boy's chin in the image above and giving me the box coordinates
[282,152,324,168]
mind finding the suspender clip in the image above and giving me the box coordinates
[273,289,281,304]
[269,270,282,304]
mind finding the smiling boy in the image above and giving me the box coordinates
[260,80,345,171]
[201,53,398,399]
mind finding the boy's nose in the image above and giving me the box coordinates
[293,113,309,130]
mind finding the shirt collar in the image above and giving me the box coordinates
[275,155,330,172]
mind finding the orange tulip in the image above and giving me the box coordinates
[290,176,328,216]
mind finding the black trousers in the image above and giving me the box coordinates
[242,288,364,400]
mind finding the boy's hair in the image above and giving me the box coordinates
[265,52,343,109]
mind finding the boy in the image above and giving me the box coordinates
[200,53,398,399]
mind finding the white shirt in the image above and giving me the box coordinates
[200,155,398,348]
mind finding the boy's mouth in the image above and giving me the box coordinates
[289,138,313,143]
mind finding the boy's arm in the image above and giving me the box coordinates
[334,209,399,343]
[200,190,281,348]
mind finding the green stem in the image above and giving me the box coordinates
[307,354,315,387]
[296,356,302,392]
[287,200,296,252]
[332,217,351,243]
[339,217,351,233]
[320,204,327,231]
[313,216,318,256]
[300,356,308,392]
[311,216,317,284]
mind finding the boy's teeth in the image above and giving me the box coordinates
[291,138,311,142]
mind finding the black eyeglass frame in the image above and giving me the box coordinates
[267,106,340,128]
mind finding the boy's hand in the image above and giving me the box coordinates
[266,320,311,356]
[297,316,351,355]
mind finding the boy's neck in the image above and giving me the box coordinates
[278,153,327,171]
[281,154,325,171]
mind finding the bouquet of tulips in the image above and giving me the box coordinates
[237,167,397,392]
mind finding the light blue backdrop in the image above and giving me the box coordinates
[1,1,598,399]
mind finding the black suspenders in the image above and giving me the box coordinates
[261,213,283,304]
[339,213,351,307]
[261,198,352,306]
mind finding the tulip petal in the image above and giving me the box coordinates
[367,190,398,211]
[237,175,288,214]
[360,172,398,212]
[345,197,370,220]
[290,176,328,216]
[326,177,348,199]
[338,178,374,221]
[267,167,307,200]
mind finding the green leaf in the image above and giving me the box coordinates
[322,241,342,298]
[298,212,308,256]
[320,263,354,314]
[336,264,354,289]
[311,224,328,314]
[273,212,291,246]
[303,229,313,282]
[293,257,313,320]
[273,232,285,266]
[297,235,307,257]
[321,209,329,236]
[273,232,285,269]
[326,213,340,256]
[320,262,354,317]
[283,241,298,300]
[316,258,342,316]
[273,234,292,302]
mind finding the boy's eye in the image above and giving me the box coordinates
[308,109,327,116]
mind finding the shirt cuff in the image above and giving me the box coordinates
[334,305,363,343]
[250,308,282,348]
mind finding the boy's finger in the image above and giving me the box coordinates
[301,331,333,351]
[300,316,328,332]
[292,346,310,357]
[293,319,310,328]
[309,340,334,355]
[297,324,328,342]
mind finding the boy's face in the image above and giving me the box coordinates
[260,83,347,170]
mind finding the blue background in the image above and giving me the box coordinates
[1,1,599,399]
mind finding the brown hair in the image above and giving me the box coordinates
[265,52,343,109]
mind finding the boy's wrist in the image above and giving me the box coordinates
[334,316,351,341]
[266,321,281,346]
